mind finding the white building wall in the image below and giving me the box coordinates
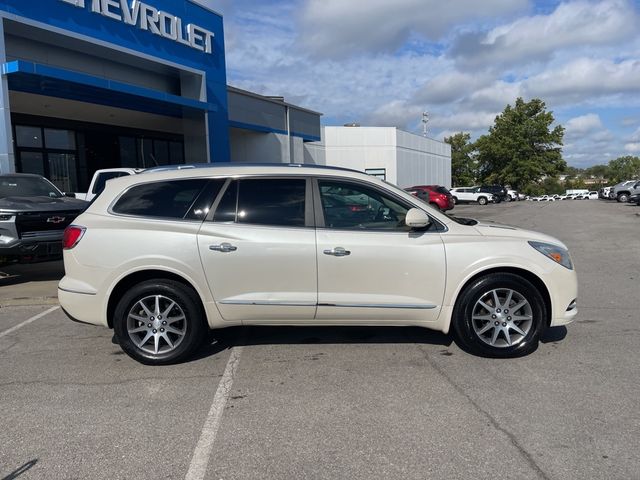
[307,127,398,182]
[229,128,289,163]
[304,127,451,188]
[395,130,452,188]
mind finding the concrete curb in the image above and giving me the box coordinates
[0,296,59,307]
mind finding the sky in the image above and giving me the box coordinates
[198,0,640,168]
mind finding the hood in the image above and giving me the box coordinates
[472,221,568,249]
[0,196,88,213]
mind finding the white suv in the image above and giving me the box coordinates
[59,164,578,364]
[450,187,494,205]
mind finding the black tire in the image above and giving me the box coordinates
[505,195,512,202]
[477,196,488,206]
[452,273,546,358]
[452,197,458,205]
[113,279,206,365]
[617,193,629,203]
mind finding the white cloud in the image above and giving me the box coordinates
[624,143,640,153]
[564,114,604,139]
[414,71,493,105]
[452,0,638,68]
[523,58,640,103]
[299,0,527,57]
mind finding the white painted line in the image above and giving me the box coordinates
[185,346,243,480]
[0,306,60,339]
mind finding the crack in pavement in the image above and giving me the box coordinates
[417,345,551,480]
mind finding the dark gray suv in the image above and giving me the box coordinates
[0,174,87,266]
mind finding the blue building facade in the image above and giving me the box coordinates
[0,0,320,192]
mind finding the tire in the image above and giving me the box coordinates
[617,193,629,203]
[505,195,512,202]
[452,273,546,358]
[452,197,458,205]
[113,279,206,365]
[477,196,488,206]
[494,197,502,204]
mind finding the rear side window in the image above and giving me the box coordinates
[213,178,306,227]
[112,179,210,219]
[435,186,450,194]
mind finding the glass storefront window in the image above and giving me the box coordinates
[19,152,45,176]
[15,126,43,148]
[48,153,78,193]
[44,129,76,150]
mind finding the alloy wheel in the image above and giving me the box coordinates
[471,289,533,348]
[126,295,187,355]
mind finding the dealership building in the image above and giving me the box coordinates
[0,0,321,192]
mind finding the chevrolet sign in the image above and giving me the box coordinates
[60,0,215,54]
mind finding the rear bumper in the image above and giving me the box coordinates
[58,286,108,327]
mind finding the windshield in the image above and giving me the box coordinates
[0,176,63,199]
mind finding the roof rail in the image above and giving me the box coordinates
[142,162,363,175]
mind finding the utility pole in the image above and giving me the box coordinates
[422,111,429,138]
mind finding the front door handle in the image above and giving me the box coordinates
[323,247,351,257]
[210,242,238,253]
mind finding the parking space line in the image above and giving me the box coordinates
[0,306,60,339]
[185,346,243,480]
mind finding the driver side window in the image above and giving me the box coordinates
[318,180,411,231]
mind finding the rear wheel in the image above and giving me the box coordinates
[113,279,206,365]
[453,273,546,358]
[477,196,488,206]
[452,197,458,205]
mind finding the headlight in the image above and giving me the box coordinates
[528,241,573,270]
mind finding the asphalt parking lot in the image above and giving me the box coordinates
[1,200,639,480]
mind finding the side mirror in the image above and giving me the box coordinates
[405,208,431,229]
[64,192,76,198]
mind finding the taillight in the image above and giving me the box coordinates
[63,225,86,250]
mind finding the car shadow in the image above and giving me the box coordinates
[540,326,568,344]
[0,261,64,286]
[190,325,453,362]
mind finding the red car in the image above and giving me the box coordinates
[404,185,454,211]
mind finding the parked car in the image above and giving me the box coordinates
[0,174,88,266]
[75,168,141,202]
[404,185,454,211]
[517,192,527,201]
[450,187,494,206]
[599,187,611,199]
[615,181,640,203]
[609,180,639,202]
[588,191,599,200]
[506,189,519,202]
[59,164,578,365]
[478,185,508,203]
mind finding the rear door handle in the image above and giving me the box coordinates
[323,247,351,257]
[209,242,238,253]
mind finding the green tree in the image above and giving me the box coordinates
[607,156,640,183]
[444,132,476,187]
[475,98,566,190]
[584,164,610,180]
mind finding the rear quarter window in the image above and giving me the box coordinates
[112,179,211,220]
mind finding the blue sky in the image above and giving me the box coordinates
[201,0,640,167]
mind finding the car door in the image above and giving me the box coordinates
[314,178,446,323]
[197,177,317,322]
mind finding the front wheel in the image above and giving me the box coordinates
[477,196,488,205]
[113,279,206,365]
[617,193,629,203]
[452,197,458,205]
[453,273,546,358]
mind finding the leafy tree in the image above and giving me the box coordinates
[444,132,477,187]
[606,156,640,183]
[584,164,609,180]
[475,98,566,190]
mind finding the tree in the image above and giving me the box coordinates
[475,98,566,190]
[444,132,477,187]
[606,156,640,183]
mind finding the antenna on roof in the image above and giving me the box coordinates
[422,112,429,138]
